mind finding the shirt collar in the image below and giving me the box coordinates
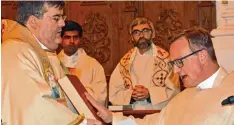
[197,67,220,89]
[32,34,50,50]
[61,50,79,68]
[136,46,153,56]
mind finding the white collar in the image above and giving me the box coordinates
[197,67,220,89]
[61,49,79,68]
[136,46,153,56]
[32,34,50,50]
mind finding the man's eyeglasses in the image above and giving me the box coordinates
[49,14,67,22]
[168,48,204,69]
[132,28,152,37]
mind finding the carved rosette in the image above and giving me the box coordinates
[154,9,183,51]
[81,12,111,64]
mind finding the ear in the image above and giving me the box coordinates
[27,15,39,29]
[198,49,208,65]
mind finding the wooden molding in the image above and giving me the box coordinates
[80,1,108,6]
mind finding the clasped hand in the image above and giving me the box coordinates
[132,85,149,101]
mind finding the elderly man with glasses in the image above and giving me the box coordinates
[109,17,180,110]
[85,27,234,125]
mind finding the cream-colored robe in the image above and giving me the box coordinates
[58,49,107,104]
[109,44,180,110]
[1,20,82,125]
[112,67,234,125]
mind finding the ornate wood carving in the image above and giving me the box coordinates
[123,1,144,18]
[124,2,137,12]
[154,9,183,51]
[197,1,216,31]
[81,12,111,64]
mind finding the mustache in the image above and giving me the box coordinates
[133,37,152,49]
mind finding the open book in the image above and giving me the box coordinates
[58,75,106,124]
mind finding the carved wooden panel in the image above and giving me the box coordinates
[154,9,183,51]
[1,1,217,76]
[123,2,136,12]
[81,12,111,64]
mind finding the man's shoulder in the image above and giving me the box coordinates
[86,55,99,63]
[2,40,33,53]
[84,54,103,67]
[221,71,234,87]
[2,40,40,67]
[121,48,135,60]
[170,88,194,101]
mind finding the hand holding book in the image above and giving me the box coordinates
[85,92,113,124]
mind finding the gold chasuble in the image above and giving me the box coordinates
[2,19,84,125]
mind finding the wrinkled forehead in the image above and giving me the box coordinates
[132,24,150,31]
[169,37,191,60]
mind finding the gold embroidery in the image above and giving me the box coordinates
[119,45,170,88]
[67,114,85,125]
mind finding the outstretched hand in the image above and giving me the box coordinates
[85,92,113,123]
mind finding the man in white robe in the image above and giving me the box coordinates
[1,1,101,125]
[58,20,107,105]
[109,17,180,110]
[85,27,234,125]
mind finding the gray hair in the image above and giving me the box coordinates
[17,1,65,26]
[169,27,217,61]
[129,17,155,38]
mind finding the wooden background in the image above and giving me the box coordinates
[2,1,216,76]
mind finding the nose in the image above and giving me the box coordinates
[139,32,144,37]
[173,65,181,74]
[69,37,74,43]
[58,19,65,27]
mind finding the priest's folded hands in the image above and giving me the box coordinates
[132,85,150,101]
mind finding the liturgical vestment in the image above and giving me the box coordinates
[58,49,107,105]
[112,67,234,125]
[109,43,180,110]
[2,20,85,125]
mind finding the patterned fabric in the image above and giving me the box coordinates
[119,44,170,89]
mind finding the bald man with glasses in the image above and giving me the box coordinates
[85,27,234,125]
[109,17,180,110]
